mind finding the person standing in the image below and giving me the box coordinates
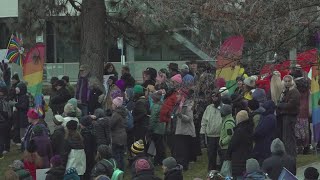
[62,76,75,96]
[277,75,300,158]
[0,86,10,159]
[75,64,91,116]
[49,80,72,115]
[87,77,104,115]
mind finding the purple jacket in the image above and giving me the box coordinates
[75,75,90,104]
[32,135,53,168]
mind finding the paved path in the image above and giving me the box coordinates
[296,161,320,179]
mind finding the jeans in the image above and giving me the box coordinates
[207,137,220,170]
[112,144,125,171]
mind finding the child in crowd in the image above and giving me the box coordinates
[162,157,183,180]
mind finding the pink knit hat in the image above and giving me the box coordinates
[27,109,39,119]
[112,97,123,107]
[171,74,182,84]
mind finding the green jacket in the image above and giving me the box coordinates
[66,84,75,97]
[150,103,165,135]
[219,114,235,150]
[14,168,32,180]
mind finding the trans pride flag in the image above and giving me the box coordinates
[23,43,46,117]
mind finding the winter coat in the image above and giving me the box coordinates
[262,141,296,179]
[88,88,103,115]
[51,125,66,156]
[164,165,184,180]
[278,87,300,115]
[32,135,53,168]
[8,81,19,101]
[227,120,254,176]
[105,84,120,110]
[150,102,165,135]
[125,99,135,112]
[80,125,96,176]
[253,101,277,163]
[62,134,86,175]
[200,104,222,137]
[91,158,115,178]
[174,99,196,137]
[132,96,149,140]
[219,114,235,150]
[23,161,37,180]
[13,168,33,180]
[75,74,90,105]
[95,117,111,146]
[0,97,9,136]
[160,92,177,123]
[23,123,49,152]
[243,171,267,180]
[110,106,127,145]
[45,166,65,180]
[250,107,265,130]
[66,84,75,98]
[50,87,72,114]
[15,82,29,128]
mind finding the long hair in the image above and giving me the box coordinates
[270,72,283,105]
[64,128,83,145]
[23,151,43,168]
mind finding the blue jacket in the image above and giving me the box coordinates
[253,100,277,163]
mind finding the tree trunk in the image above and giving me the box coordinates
[80,0,106,79]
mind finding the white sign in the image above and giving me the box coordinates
[0,0,18,18]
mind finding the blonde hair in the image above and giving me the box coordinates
[270,73,283,105]
[4,169,19,180]
[23,150,43,168]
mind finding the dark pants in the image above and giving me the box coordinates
[218,148,228,166]
[207,137,220,171]
[4,123,11,151]
[173,134,192,170]
[276,115,283,140]
[78,104,88,116]
[166,134,175,156]
[12,112,20,143]
[282,115,297,157]
[112,144,125,171]
[0,134,4,157]
[152,134,166,165]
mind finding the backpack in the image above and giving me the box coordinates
[126,108,134,130]
[103,159,124,180]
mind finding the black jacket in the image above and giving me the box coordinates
[91,158,115,178]
[88,88,103,115]
[51,126,65,156]
[15,82,29,128]
[62,134,84,166]
[132,97,149,140]
[45,166,65,180]
[110,106,127,145]
[50,87,72,114]
[80,125,96,175]
[164,165,183,180]
[227,120,253,176]
[94,117,111,146]
[0,97,9,135]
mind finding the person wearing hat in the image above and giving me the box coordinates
[162,157,183,180]
[91,144,116,179]
[180,64,194,86]
[227,110,254,178]
[46,155,65,180]
[109,96,127,170]
[149,91,166,165]
[8,159,32,179]
[248,99,265,130]
[66,98,82,118]
[218,104,235,163]
[104,76,121,110]
[51,115,66,156]
[63,120,86,176]
[200,91,223,171]
[94,109,112,147]
[50,79,72,115]
[76,64,91,116]
[243,76,256,100]
[31,125,52,168]
[168,63,179,78]
[80,115,96,179]
[277,74,300,158]
[243,158,267,179]
[170,74,183,88]
[132,158,160,180]
[120,66,136,89]
[62,76,75,96]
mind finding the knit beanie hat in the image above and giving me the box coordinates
[271,138,285,154]
[215,78,226,89]
[252,88,267,104]
[221,95,232,105]
[248,99,260,111]
[27,109,39,119]
[66,120,78,130]
[12,73,20,81]
[304,167,319,180]
[220,104,232,117]
[236,110,249,123]
[94,108,106,119]
[171,74,182,84]
[67,98,78,109]
[97,145,112,159]
[125,88,134,100]
[115,80,126,92]
[112,97,123,107]
[134,159,151,173]
[246,158,260,174]
[243,76,256,88]
[133,85,144,95]
[131,139,145,154]
[162,157,177,170]
[80,115,93,127]
[64,103,76,115]
[53,115,64,125]
[50,155,62,167]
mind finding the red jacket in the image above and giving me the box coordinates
[160,92,177,123]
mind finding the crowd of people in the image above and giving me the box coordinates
[0,61,320,180]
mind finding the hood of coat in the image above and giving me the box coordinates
[46,166,65,176]
[271,138,286,155]
[114,106,127,118]
[262,100,276,115]
[16,82,27,95]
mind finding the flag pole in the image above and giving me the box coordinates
[5,34,14,61]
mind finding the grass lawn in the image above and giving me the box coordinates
[1,145,319,180]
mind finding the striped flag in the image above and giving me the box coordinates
[6,34,24,66]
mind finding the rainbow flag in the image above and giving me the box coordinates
[6,34,24,66]
[23,43,45,117]
[216,36,246,93]
[311,32,320,142]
